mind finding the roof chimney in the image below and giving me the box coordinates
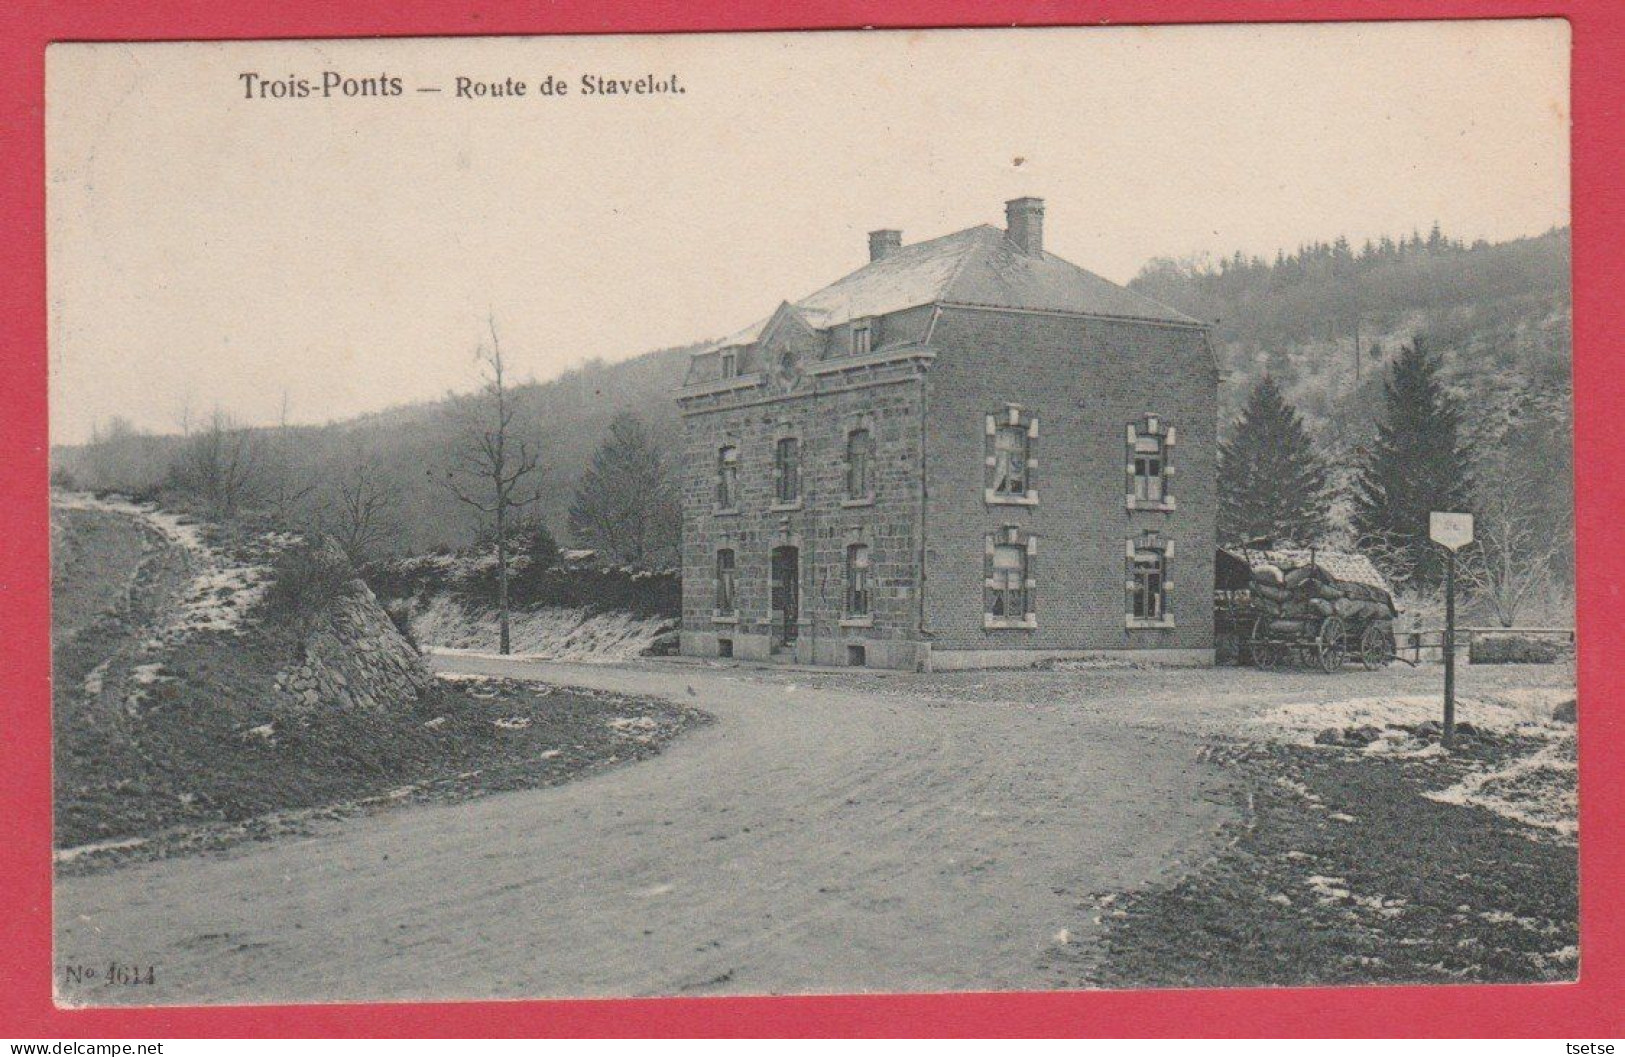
[868,229,903,263]
[1005,197,1045,256]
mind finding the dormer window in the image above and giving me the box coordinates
[851,320,873,356]
[720,350,737,378]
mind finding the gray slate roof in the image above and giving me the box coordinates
[705,224,1199,353]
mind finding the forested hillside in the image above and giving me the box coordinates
[1131,226,1572,578]
[57,226,1571,581]
[59,344,696,555]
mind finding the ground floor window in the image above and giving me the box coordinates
[1132,549,1164,618]
[1127,535,1173,626]
[715,548,736,616]
[985,527,1037,628]
[846,543,871,616]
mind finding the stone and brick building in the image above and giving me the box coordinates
[676,198,1218,669]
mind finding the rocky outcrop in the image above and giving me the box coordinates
[272,541,433,714]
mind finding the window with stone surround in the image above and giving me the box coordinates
[715,445,739,511]
[1126,415,1176,511]
[715,548,737,618]
[985,406,1039,506]
[845,428,875,501]
[1126,533,1174,628]
[845,543,871,617]
[773,436,801,505]
[984,526,1037,629]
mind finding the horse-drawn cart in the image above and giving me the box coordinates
[1215,548,1399,672]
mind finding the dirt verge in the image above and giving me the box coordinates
[1064,730,1578,988]
[57,674,710,874]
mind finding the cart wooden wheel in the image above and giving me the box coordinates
[1316,616,1348,673]
[1248,617,1272,669]
[1360,623,1395,670]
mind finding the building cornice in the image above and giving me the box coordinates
[934,300,1211,331]
[674,372,764,400]
[805,345,937,376]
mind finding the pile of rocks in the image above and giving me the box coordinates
[273,576,433,715]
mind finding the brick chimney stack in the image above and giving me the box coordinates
[868,229,903,263]
[1005,197,1045,256]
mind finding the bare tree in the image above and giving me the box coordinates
[264,388,317,525]
[1459,463,1563,627]
[175,409,263,518]
[320,449,400,562]
[438,317,541,654]
[84,416,145,492]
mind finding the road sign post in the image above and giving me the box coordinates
[1444,551,1456,748]
[1429,512,1474,750]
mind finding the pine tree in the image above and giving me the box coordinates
[1351,337,1474,586]
[1218,375,1331,546]
[567,413,680,569]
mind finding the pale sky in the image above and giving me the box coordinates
[46,21,1570,444]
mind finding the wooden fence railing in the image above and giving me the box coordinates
[1396,626,1576,664]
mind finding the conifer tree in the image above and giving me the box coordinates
[568,413,680,569]
[1217,375,1330,546]
[1351,337,1474,586]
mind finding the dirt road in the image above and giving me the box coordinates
[55,655,1233,1004]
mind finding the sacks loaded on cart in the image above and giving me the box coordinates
[1214,547,1399,672]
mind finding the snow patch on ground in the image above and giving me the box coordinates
[54,835,149,864]
[172,565,270,635]
[1250,686,1576,842]
[413,596,672,662]
[54,492,207,554]
[1425,733,1577,839]
[58,493,280,640]
[1249,689,1570,746]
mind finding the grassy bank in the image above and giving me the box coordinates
[56,673,710,873]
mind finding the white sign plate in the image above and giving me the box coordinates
[1430,511,1475,551]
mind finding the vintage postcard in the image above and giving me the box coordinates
[46,22,1574,1006]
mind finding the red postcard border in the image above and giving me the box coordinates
[2,0,1619,1039]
